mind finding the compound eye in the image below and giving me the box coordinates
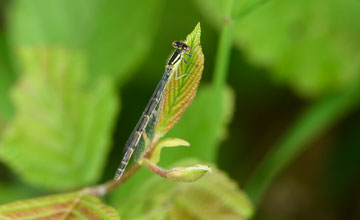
[185,46,191,52]
[172,41,178,48]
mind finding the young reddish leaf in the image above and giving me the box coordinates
[156,23,204,136]
[0,192,120,220]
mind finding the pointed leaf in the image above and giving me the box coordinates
[156,23,205,136]
[150,138,190,164]
[0,192,120,220]
[0,47,118,190]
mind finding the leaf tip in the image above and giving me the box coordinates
[195,21,201,30]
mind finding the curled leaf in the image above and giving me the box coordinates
[166,164,211,182]
[150,138,190,164]
[156,23,205,136]
[0,192,120,220]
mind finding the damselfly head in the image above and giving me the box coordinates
[172,41,191,52]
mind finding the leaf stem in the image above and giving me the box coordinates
[245,83,360,205]
[143,159,168,177]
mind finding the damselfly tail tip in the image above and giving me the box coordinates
[114,169,123,181]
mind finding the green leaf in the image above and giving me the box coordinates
[114,160,253,220]
[150,138,190,164]
[0,47,118,190]
[9,0,164,83]
[161,85,235,164]
[0,192,120,220]
[196,0,360,97]
[156,22,205,137]
[232,0,360,96]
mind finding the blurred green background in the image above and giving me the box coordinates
[1,0,360,219]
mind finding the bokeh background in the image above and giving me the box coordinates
[1,0,360,219]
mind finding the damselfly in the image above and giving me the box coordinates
[114,41,195,181]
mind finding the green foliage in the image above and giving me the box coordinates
[0,0,257,219]
[111,85,235,208]
[162,85,235,164]
[193,0,360,212]
[197,0,360,97]
[116,161,253,220]
[0,47,118,190]
[108,22,235,205]
[0,191,120,219]
[9,0,164,83]
[234,0,360,96]
[2,0,358,218]
[246,81,360,204]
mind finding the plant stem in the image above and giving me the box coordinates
[245,83,360,206]
[84,163,140,196]
[84,136,161,196]
[212,0,234,93]
[209,0,234,161]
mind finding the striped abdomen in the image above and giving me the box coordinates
[114,69,172,181]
